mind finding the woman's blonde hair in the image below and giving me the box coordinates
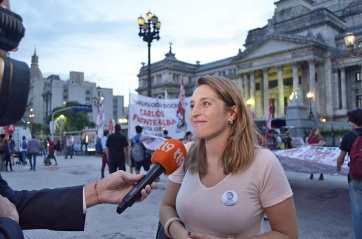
[185,76,261,176]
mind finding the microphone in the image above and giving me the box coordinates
[117,138,186,214]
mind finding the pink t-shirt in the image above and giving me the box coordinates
[169,146,293,238]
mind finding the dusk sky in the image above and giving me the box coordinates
[10,1,275,105]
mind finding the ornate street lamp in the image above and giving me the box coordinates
[138,11,161,97]
[29,108,35,134]
[344,31,362,56]
[306,92,314,120]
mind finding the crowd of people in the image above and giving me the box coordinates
[1,76,361,238]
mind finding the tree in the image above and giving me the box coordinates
[47,101,96,134]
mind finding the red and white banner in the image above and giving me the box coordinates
[96,99,105,139]
[140,134,167,151]
[266,98,273,131]
[274,146,349,175]
[128,93,192,140]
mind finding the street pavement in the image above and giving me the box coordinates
[1,155,354,239]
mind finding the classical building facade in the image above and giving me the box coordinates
[137,0,362,123]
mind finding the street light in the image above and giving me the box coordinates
[137,11,161,97]
[29,108,35,135]
[344,31,362,57]
[306,92,314,120]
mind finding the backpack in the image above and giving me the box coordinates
[349,130,362,178]
[131,139,145,162]
[95,139,103,154]
[22,140,27,150]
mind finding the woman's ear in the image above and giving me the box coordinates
[229,105,238,121]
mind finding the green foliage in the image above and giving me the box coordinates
[46,101,95,133]
[319,128,350,137]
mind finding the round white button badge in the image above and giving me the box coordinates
[221,190,238,206]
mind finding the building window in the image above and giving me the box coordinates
[356,72,361,82]
[357,96,362,108]
[173,74,179,82]
[86,91,90,94]
[298,76,302,85]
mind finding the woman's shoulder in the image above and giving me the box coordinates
[253,147,279,166]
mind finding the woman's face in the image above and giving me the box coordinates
[189,84,232,142]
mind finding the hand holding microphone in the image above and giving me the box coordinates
[117,139,187,214]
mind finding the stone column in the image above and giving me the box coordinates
[292,62,299,91]
[277,65,285,117]
[308,59,316,115]
[250,70,256,114]
[243,74,250,100]
[333,68,340,109]
[263,68,269,117]
[340,67,347,109]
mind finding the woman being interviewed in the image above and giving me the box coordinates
[159,76,298,239]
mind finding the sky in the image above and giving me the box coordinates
[9,0,276,106]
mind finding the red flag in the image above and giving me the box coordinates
[177,78,186,116]
[5,124,15,136]
[108,119,115,134]
[266,99,273,131]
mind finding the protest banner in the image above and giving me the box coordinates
[128,93,193,140]
[274,145,349,175]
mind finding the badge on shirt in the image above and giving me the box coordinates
[221,190,238,206]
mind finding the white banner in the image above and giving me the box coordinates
[140,134,167,151]
[274,146,349,175]
[128,93,193,140]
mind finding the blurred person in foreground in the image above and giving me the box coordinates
[336,108,362,239]
[159,76,298,239]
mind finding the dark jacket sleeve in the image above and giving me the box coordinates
[0,218,24,239]
[0,174,86,231]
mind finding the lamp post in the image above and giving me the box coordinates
[29,108,35,135]
[344,31,362,57]
[137,11,161,97]
[306,92,314,120]
[246,98,255,119]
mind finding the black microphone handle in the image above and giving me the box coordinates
[117,163,165,214]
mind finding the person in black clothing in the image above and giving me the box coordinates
[285,131,295,149]
[106,124,129,173]
[336,108,362,238]
[163,130,172,139]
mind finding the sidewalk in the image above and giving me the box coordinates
[2,155,354,239]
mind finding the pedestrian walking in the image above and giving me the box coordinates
[3,139,13,172]
[20,136,28,165]
[130,126,150,175]
[46,137,58,166]
[27,135,40,171]
[106,124,129,173]
[100,130,110,178]
[64,135,73,159]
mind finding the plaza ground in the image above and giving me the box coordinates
[2,155,354,239]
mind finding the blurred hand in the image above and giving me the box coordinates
[0,195,19,223]
[85,170,159,207]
